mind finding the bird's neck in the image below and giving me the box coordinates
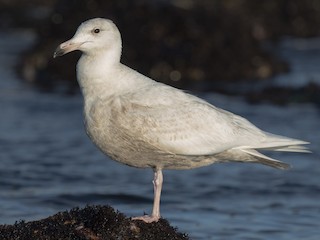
[76,48,121,95]
[80,45,122,68]
[76,48,150,101]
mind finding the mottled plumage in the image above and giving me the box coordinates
[54,18,309,223]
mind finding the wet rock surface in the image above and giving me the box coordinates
[0,205,189,240]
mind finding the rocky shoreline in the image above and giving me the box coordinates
[0,205,189,240]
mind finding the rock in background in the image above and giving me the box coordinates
[2,0,320,100]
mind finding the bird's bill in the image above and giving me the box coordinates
[53,39,82,58]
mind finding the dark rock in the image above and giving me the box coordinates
[4,0,320,103]
[0,205,189,240]
[14,0,291,92]
[246,82,320,106]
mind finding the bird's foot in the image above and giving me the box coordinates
[132,215,160,223]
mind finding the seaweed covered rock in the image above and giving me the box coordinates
[0,205,189,240]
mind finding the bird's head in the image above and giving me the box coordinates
[53,18,122,58]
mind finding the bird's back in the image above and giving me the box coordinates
[82,66,309,170]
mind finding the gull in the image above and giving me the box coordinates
[54,18,309,223]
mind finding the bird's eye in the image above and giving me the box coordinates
[93,28,100,34]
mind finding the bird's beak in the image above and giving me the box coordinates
[53,39,82,58]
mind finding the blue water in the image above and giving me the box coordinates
[0,30,319,240]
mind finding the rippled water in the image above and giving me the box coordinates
[0,30,319,240]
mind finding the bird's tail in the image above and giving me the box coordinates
[240,149,290,169]
[239,134,310,169]
[251,133,310,152]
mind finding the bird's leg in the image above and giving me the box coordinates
[151,168,163,219]
[132,168,163,223]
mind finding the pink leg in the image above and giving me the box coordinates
[132,169,163,223]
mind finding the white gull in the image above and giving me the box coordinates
[54,18,310,223]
